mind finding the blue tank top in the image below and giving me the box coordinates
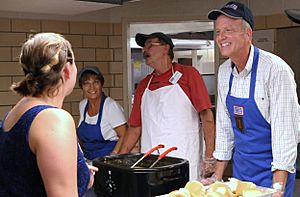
[0,105,90,197]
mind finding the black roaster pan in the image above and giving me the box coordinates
[93,153,189,197]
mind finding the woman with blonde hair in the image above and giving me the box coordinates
[0,33,97,197]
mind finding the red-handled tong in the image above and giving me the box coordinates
[130,144,165,168]
[149,147,178,168]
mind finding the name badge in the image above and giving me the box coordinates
[233,105,244,132]
[169,71,183,84]
[233,105,244,116]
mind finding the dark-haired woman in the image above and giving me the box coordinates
[77,66,126,161]
[0,33,97,197]
[77,67,127,197]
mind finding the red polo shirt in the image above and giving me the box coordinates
[129,63,212,127]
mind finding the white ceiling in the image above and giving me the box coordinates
[0,0,120,15]
[1,0,214,49]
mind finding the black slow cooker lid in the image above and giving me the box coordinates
[93,153,188,171]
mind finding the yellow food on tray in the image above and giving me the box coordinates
[242,189,263,197]
[228,177,257,196]
[168,178,272,197]
[227,177,239,192]
[168,188,191,197]
[205,191,223,197]
[184,180,206,197]
[207,181,233,197]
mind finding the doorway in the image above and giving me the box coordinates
[125,21,215,116]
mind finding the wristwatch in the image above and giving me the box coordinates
[272,182,284,192]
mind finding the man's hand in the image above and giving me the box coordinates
[200,173,219,186]
[272,182,284,197]
[201,157,216,178]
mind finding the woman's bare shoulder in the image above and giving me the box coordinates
[30,108,76,143]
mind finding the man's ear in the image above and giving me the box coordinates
[163,44,170,54]
[246,27,253,41]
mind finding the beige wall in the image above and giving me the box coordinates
[0,18,123,125]
[0,11,299,123]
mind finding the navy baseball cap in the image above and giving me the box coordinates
[78,66,101,80]
[135,32,174,49]
[208,1,254,29]
[78,66,105,87]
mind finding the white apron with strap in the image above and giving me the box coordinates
[140,69,202,180]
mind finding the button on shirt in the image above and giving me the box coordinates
[214,45,299,173]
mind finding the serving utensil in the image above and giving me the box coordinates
[130,144,164,168]
[149,146,178,168]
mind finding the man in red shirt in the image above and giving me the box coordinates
[120,32,215,180]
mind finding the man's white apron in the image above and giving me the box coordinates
[141,73,202,180]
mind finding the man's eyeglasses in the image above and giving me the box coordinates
[143,42,165,50]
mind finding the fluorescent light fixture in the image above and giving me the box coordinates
[130,38,214,49]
